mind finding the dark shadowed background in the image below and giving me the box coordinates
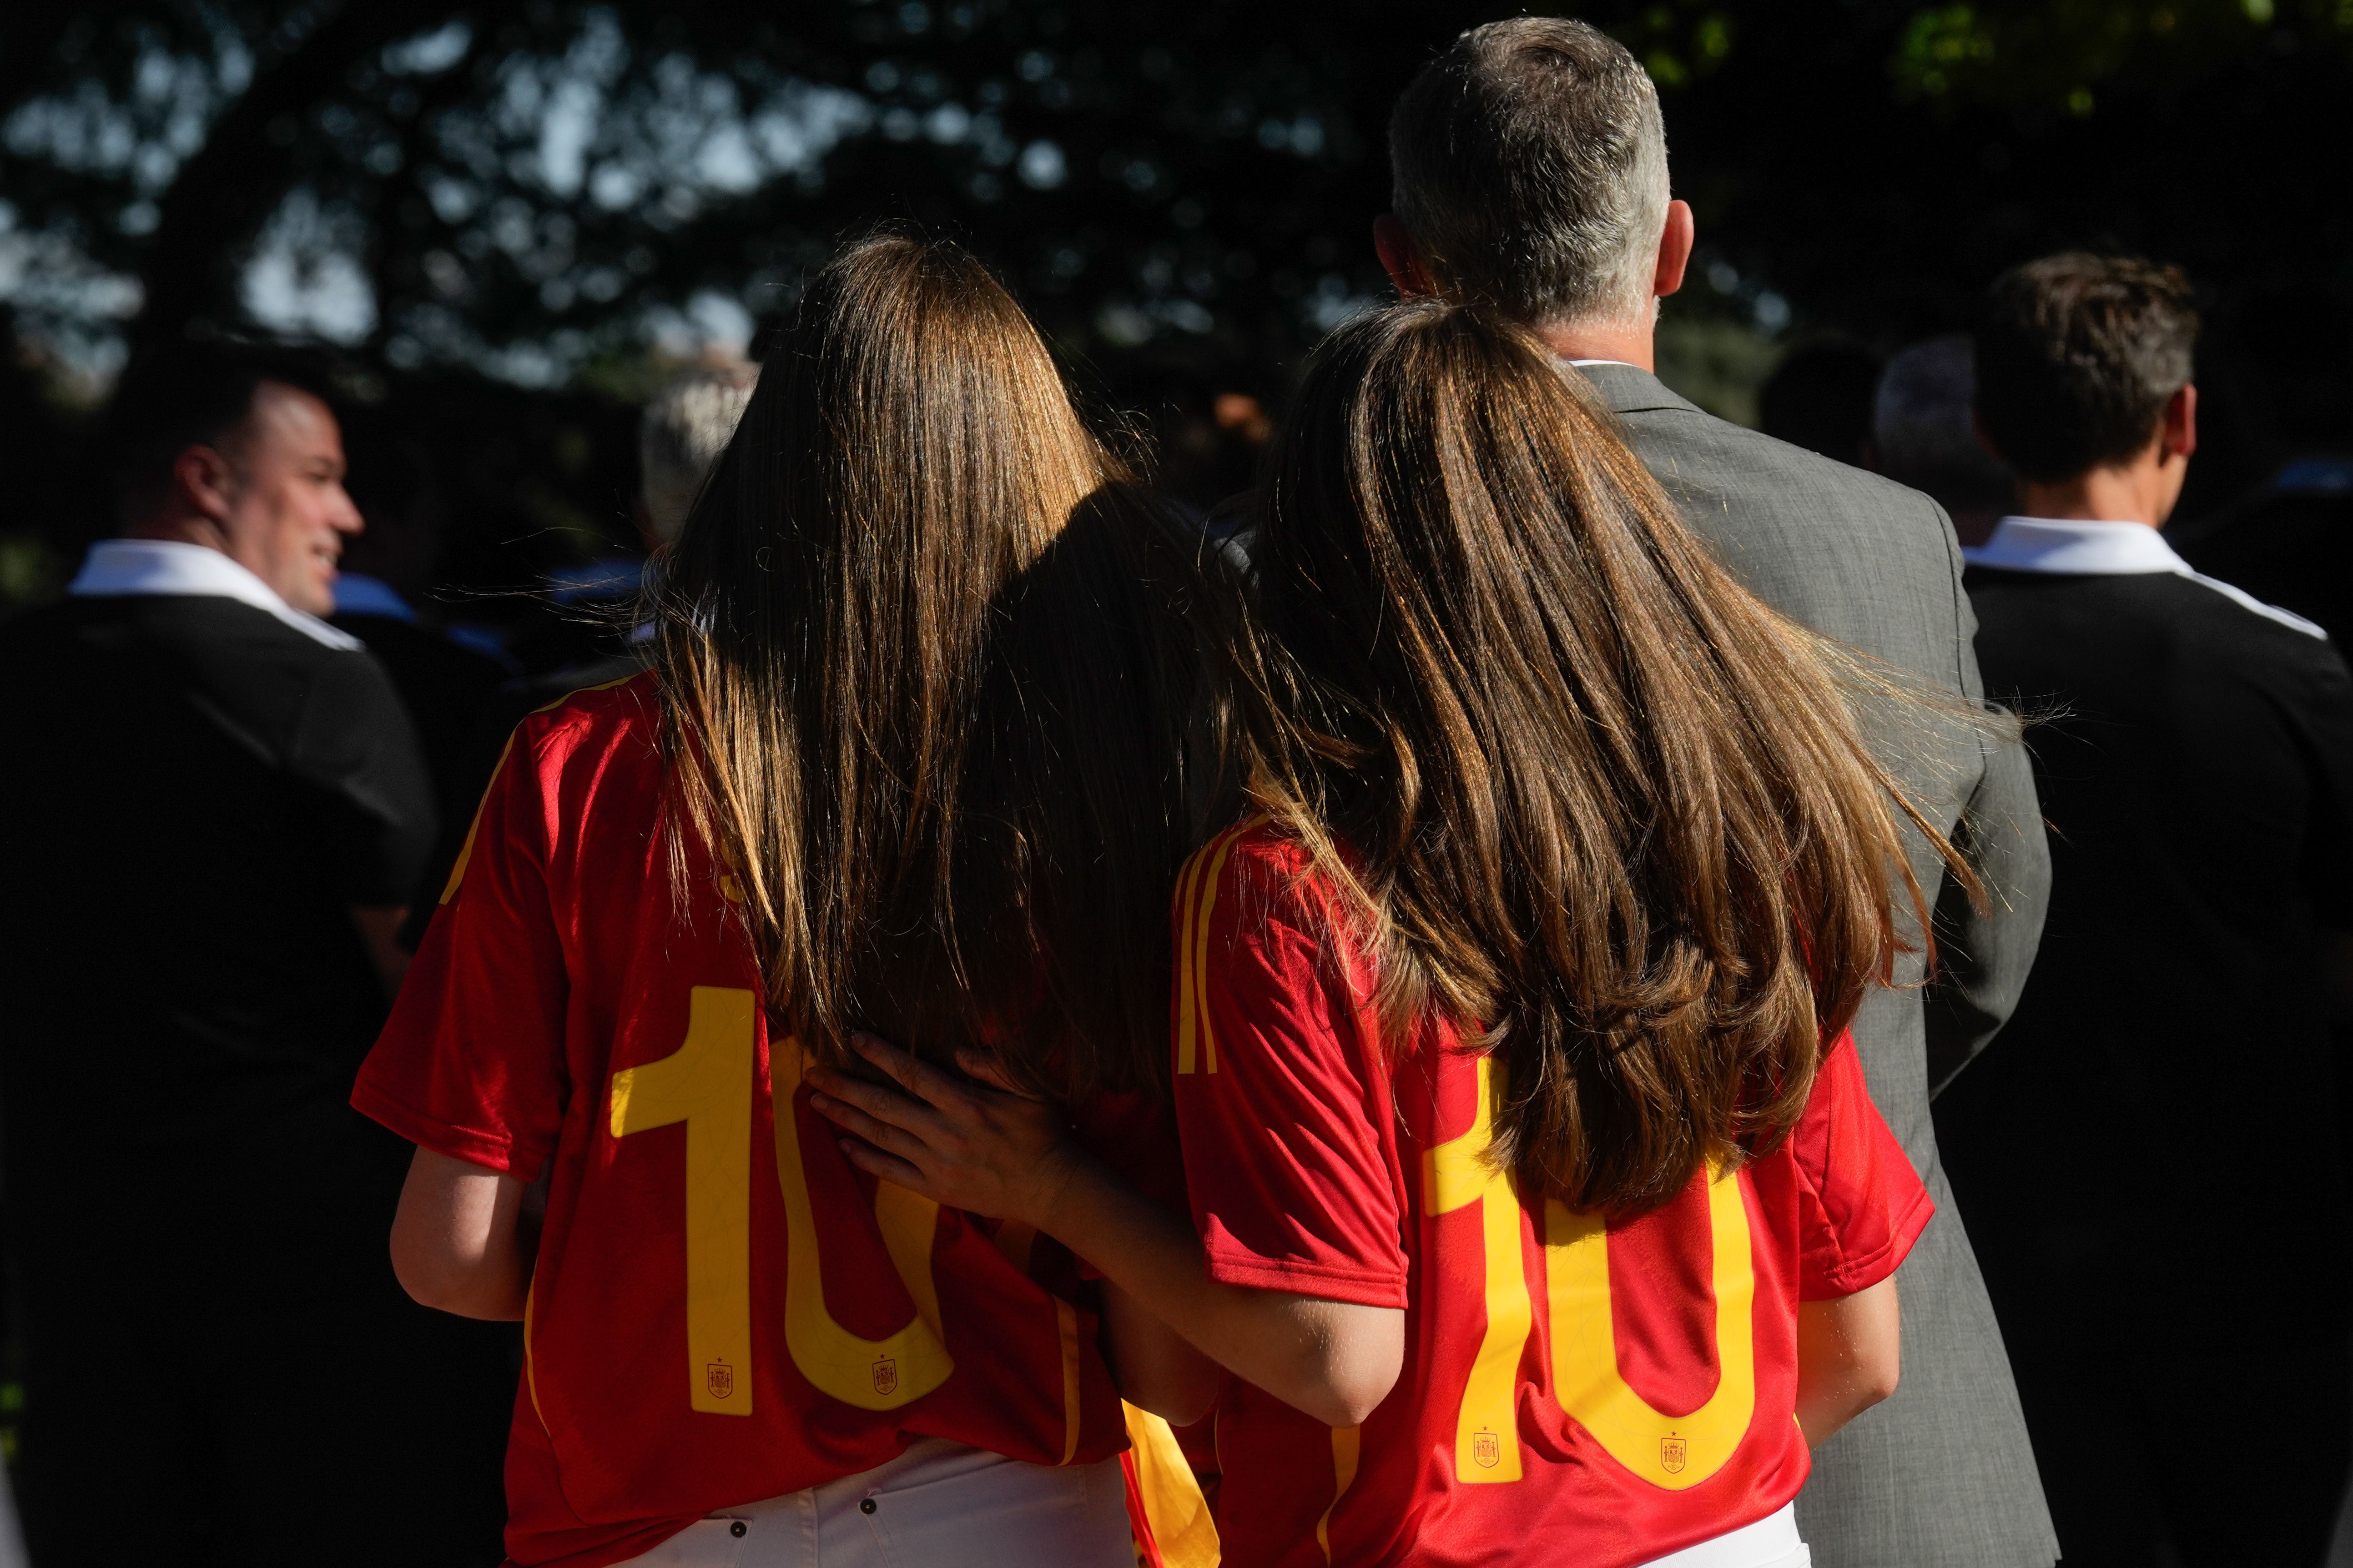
[0,0,2348,618]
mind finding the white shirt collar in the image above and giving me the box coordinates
[1962,516,2184,576]
[68,539,360,651]
[1963,514,2328,640]
[1567,357,1638,369]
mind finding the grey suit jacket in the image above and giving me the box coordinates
[1578,364,2058,1568]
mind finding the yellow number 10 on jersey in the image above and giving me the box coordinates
[1423,1056,1758,1490]
[608,986,956,1417]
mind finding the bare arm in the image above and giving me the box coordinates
[1793,1275,1901,1448]
[389,1146,536,1321]
[808,1038,1404,1428]
[350,904,412,999]
[1101,1280,1223,1427]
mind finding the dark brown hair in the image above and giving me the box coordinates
[1974,252,2198,485]
[651,235,1209,1099]
[1229,301,1961,1211]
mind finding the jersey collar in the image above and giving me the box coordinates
[68,538,361,651]
[1961,515,2183,577]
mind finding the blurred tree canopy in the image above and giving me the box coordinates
[3,0,2348,594]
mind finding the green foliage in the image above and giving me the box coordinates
[1613,3,1740,89]
[2,0,2350,558]
[1889,0,2351,111]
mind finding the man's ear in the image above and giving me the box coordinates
[171,444,239,526]
[1653,200,1695,300]
[2162,383,2198,462]
[1373,214,1438,298]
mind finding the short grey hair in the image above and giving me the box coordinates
[1874,334,2012,517]
[1388,17,1671,329]
[639,362,759,546]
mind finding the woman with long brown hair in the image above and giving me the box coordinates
[354,236,1209,1568]
[813,299,1970,1568]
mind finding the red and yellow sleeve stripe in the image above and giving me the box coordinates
[1172,819,1260,1076]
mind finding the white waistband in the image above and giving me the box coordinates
[1634,1504,1805,1568]
[616,1439,1131,1567]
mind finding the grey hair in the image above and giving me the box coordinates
[1388,17,1671,330]
[640,362,759,547]
[1874,334,2013,516]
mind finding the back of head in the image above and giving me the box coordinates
[639,362,760,549]
[1235,301,1941,1211]
[102,337,338,525]
[655,235,1198,1096]
[1388,17,1669,328]
[1874,334,2015,532]
[1974,252,2198,486]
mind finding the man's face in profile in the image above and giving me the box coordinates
[217,383,363,616]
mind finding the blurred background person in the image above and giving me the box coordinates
[405,358,759,946]
[1377,20,2055,1567]
[1939,253,2353,1568]
[499,357,761,679]
[638,358,761,558]
[328,422,512,865]
[1757,338,1883,470]
[0,340,511,1566]
[1875,334,2015,548]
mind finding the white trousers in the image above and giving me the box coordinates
[1634,1504,1811,1568]
[613,1438,1134,1568]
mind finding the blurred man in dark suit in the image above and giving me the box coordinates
[1943,253,2353,1568]
[0,341,509,1566]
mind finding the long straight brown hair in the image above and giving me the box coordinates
[650,235,1209,1099]
[1229,301,1967,1211]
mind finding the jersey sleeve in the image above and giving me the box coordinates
[351,723,571,1180]
[1785,1031,1935,1300]
[1172,836,1409,1309]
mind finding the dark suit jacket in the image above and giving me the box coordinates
[1579,364,2058,1568]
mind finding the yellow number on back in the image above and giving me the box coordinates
[771,1045,957,1410]
[1423,1055,1531,1483]
[1544,1165,1758,1489]
[610,986,756,1415]
[610,989,956,1416]
[1430,1055,1763,1490]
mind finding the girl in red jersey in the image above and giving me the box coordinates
[811,301,1983,1568]
[355,238,1217,1568]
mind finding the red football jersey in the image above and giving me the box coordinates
[1169,822,1932,1568]
[356,677,1134,1568]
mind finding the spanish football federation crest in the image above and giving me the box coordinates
[1660,1436,1688,1474]
[872,1357,900,1397]
[706,1361,735,1400]
[1473,1429,1502,1469]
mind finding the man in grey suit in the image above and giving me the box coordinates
[1378,20,2057,1567]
